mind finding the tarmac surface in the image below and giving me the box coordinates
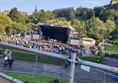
[0,77,12,83]
[0,57,118,83]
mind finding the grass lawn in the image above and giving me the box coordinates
[4,72,68,83]
[106,45,118,53]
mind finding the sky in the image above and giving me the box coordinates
[0,0,111,14]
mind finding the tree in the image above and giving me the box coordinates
[0,23,5,34]
[76,7,94,19]
[94,7,106,17]
[71,19,81,29]
[95,33,104,42]
[8,7,27,24]
[68,9,75,20]
[105,20,116,34]
[87,9,95,19]
[30,10,55,23]
[0,14,13,27]
[86,16,106,39]
[110,28,118,40]
[5,25,15,36]
[53,8,75,20]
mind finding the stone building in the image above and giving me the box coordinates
[110,0,118,5]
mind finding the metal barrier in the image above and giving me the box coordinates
[0,42,118,83]
[74,67,118,83]
[0,56,69,82]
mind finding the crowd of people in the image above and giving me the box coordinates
[0,35,104,69]
[1,36,88,56]
[105,52,118,59]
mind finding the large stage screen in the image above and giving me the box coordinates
[39,25,70,43]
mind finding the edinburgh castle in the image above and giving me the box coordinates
[110,0,118,5]
[104,0,118,10]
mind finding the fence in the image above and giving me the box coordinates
[0,46,118,83]
[74,66,118,83]
[0,49,69,82]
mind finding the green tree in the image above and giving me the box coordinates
[76,7,94,19]
[95,33,104,42]
[0,14,13,27]
[86,16,106,38]
[30,10,55,23]
[94,7,106,17]
[71,19,81,29]
[53,8,75,20]
[5,25,15,36]
[105,20,116,34]
[0,23,5,34]
[8,7,27,24]
[68,9,75,20]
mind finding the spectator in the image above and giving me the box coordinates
[4,51,13,68]
[65,59,69,69]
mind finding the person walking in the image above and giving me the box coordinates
[4,51,13,68]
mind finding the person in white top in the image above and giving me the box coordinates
[4,51,13,68]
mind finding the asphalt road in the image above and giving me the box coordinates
[0,57,118,83]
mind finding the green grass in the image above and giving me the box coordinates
[4,72,67,83]
[106,45,118,53]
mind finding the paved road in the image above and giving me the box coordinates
[0,77,12,83]
[0,57,118,83]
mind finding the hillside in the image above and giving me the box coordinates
[104,3,118,10]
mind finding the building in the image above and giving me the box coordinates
[104,0,118,10]
[1,10,28,15]
[54,7,74,11]
[2,10,10,15]
[33,4,38,14]
[110,0,118,5]
[34,4,38,13]
[69,37,95,46]
[19,11,28,16]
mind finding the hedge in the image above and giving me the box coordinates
[0,45,65,65]
[0,44,18,51]
[0,44,104,64]
[79,53,104,63]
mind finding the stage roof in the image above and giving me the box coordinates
[38,23,75,31]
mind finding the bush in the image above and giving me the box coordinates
[53,79,61,83]
[0,45,65,65]
[12,51,64,65]
[106,40,118,45]
[79,53,104,63]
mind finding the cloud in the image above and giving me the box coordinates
[83,0,100,5]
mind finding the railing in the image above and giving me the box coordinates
[0,42,118,83]
[74,67,118,83]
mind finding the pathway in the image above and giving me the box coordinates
[0,57,118,83]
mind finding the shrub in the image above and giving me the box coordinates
[79,53,104,63]
[0,45,65,65]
